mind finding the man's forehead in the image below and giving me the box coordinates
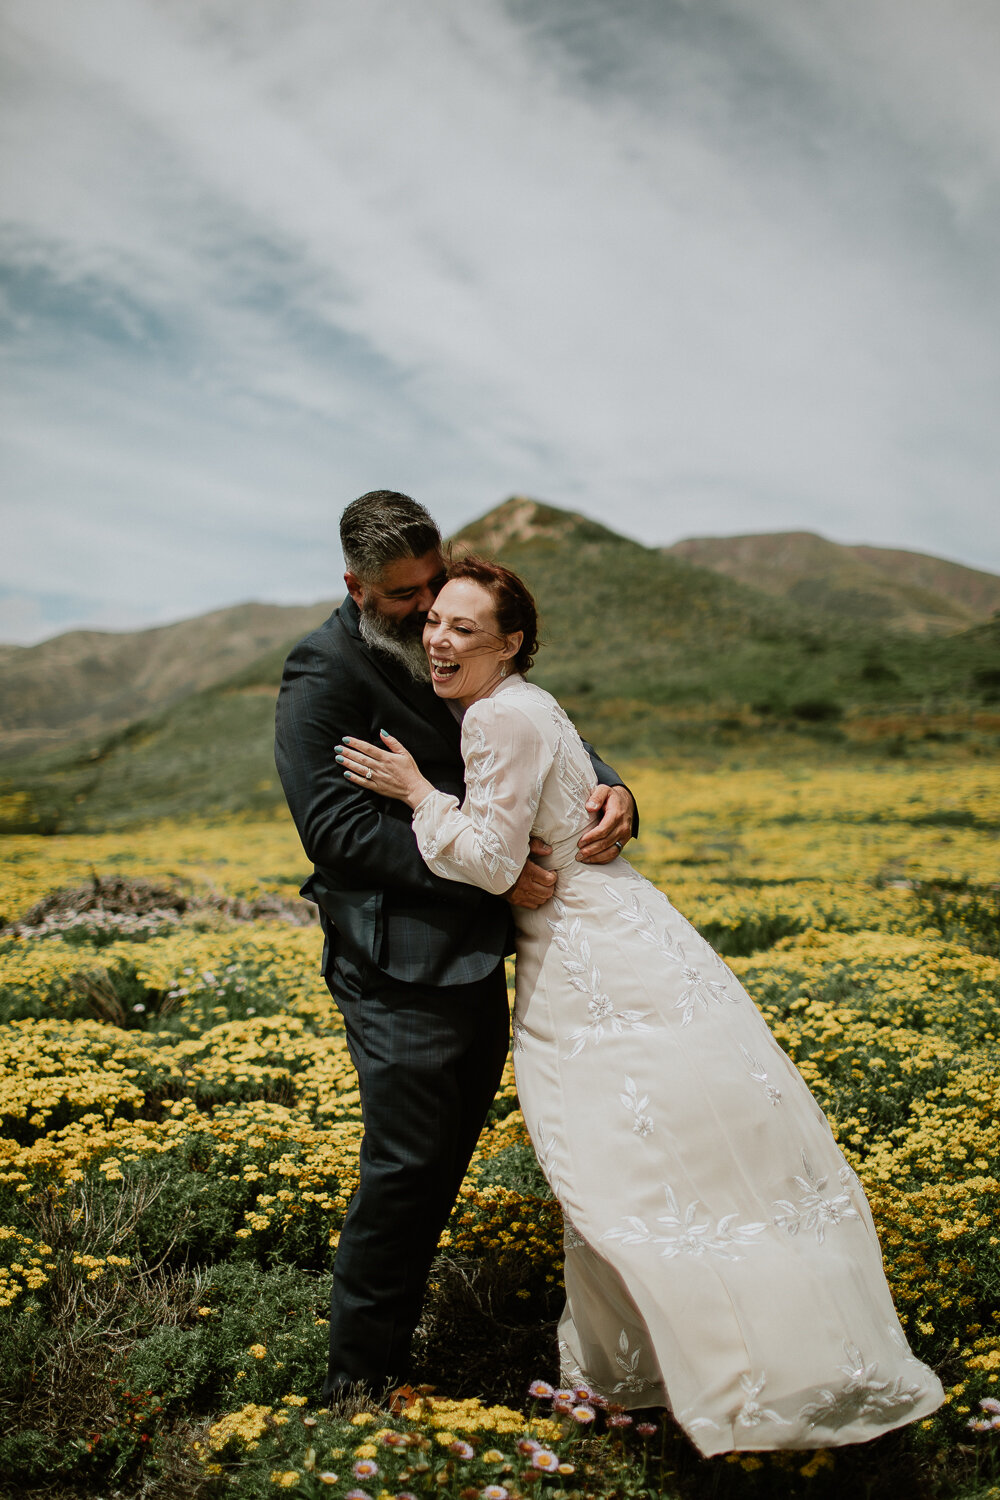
[377,550,445,592]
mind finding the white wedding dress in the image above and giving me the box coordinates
[411,676,943,1455]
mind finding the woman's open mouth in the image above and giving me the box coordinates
[429,655,460,682]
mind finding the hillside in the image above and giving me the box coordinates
[3,498,998,834]
[0,598,338,760]
[664,531,1000,634]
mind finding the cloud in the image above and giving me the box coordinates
[2,0,999,641]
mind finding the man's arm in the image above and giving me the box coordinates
[576,739,639,862]
[275,633,483,905]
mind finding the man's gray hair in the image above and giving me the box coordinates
[340,491,442,582]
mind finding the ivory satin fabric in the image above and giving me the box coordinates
[412,676,943,1454]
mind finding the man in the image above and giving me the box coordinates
[275,490,637,1403]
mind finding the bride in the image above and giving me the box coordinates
[335,556,943,1455]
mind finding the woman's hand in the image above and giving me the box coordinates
[335,731,435,809]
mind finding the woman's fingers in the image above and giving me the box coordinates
[340,735,382,758]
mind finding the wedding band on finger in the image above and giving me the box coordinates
[614,840,623,851]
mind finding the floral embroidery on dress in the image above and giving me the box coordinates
[612,1329,654,1395]
[461,715,523,888]
[739,1044,783,1106]
[547,698,600,816]
[558,1338,587,1390]
[734,1373,789,1428]
[772,1151,861,1243]
[620,1075,654,1136]
[533,1120,563,1198]
[602,1185,767,1261]
[798,1342,925,1426]
[546,899,652,1058]
[416,805,462,865]
[604,882,685,964]
[674,963,738,1027]
[563,1214,586,1252]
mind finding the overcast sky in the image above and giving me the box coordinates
[3,0,999,643]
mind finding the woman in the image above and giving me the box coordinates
[335,557,943,1455]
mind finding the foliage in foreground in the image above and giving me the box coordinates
[0,755,998,1498]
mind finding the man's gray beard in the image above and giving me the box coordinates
[358,606,432,682]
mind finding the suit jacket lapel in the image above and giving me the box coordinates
[337,597,461,753]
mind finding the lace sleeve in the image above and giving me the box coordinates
[411,695,553,895]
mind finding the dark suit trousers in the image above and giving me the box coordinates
[321,952,510,1400]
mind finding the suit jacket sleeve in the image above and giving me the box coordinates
[275,631,484,906]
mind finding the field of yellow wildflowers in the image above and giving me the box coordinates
[0,751,998,1500]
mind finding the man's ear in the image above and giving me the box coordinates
[344,571,365,607]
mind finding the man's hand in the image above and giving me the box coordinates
[576,784,635,864]
[505,837,556,909]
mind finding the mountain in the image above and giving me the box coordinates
[3,499,997,834]
[664,531,1000,635]
[0,599,338,760]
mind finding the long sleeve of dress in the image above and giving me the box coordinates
[412,694,555,896]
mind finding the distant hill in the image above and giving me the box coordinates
[0,599,338,760]
[664,531,1000,635]
[2,499,998,834]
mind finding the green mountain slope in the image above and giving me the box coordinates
[0,599,338,761]
[3,500,997,834]
[664,531,1000,634]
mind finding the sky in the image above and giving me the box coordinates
[2,0,999,644]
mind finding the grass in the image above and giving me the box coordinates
[0,751,998,1496]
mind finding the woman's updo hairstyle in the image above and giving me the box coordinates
[445,554,539,675]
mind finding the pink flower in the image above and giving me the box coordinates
[635,1421,658,1437]
[573,1386,593,1401]
[609,1413,633,1428]
[552,1389,575,1404]
[531,1449,560,1472]
[516,1438,541,1456]
[570,1404,596,1424]
[982,1398,1000,1416]
[450,1440,475,1460]
[353,1459,379,1479]
[528,1380,555,1400]
[344,1491,372,1500]
[481,1488,510,1500]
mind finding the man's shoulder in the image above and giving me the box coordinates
[285,606,357,665]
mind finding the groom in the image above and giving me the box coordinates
[275,490,636,1402]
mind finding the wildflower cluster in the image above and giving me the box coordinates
[0,759,997,1495]
[194,1390,582,1497]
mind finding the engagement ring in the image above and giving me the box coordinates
[365,768,373,780]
